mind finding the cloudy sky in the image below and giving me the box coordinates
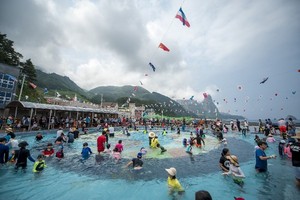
[1,0,299,119]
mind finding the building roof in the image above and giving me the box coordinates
[6,101,118,114]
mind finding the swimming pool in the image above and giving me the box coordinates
[0,128,299,200]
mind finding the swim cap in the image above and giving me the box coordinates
[137,152,143,158]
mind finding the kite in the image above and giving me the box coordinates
[149,62,156,72]
[275,93,278,96]
[144,73,148,76]
[260,77,269,84]
[216,89,220,92]
[134,86,138,91]
[139,81,143,85]
[158,43,170,52]
[190,96,194,100]
[175,7,190,27]
[298,69,300,72]
[292,91,296,94]
[237,85,242,91]
[203,93,208,99]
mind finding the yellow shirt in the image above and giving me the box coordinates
[151,138,159,148]
[167,177,184,191]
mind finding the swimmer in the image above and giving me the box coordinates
[14,141,35,171]
[165,167,185,195]
[222,155,245,187]
[182,138,187,147]
[140,147,147,155]
[219,148,230,172]
[115,140,124,153]
[56,146,64,159]
[125,152,143,170]
[151,136,167,153]
[35,132,43,141]
[112,147,121,161]
[33,155,47,173]
[186,144,192,154]
[81,142,92,159]
[195,190,212,200]
[43,143,54,157]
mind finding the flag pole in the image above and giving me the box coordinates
[18,74,26,101]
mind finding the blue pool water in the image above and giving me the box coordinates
[0,128,299,200]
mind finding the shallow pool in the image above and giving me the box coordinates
[0,128,299,200]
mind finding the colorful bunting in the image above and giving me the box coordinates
[175,7,190,27]
[158,43,170,52]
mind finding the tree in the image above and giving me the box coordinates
[0,33,23,66]
[20,59,37,83]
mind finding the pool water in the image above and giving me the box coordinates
[0,128,299,200]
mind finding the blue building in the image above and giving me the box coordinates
[0,63,20,109]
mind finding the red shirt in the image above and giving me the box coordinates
[115,143,123,152]
[97,135,106,152]
[43,148,54,156]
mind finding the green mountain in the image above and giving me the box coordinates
[34,69,244,118]
[36,69,87,96]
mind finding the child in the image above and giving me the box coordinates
[125,153,143,170]
[223,124,228,133]
[223,155,245,187]
[196,133,205,148]
[278,140,286,156]
[182,138,187,147]
[140,147,147,155]
[165,167,185,194]
[254,135,260,144]
[177,127,180,135]
[35,132,43,141]
[112,147,121,160]
[103,143,112,154]
[43,143,54,157]
[266,134,276,143]
[284,142,292,159]
[56,146,64,159]
[115,140,124,153]
[162,129,167,136]
[186,144,192,154]
[81,142,92,159]
[33,155,47,173]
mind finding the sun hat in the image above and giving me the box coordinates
[148,132,156,138]
[268,134,273,137]
[292,132,300,139]
[165,167,177,176]
[5,127,13,132]
[227,155,239,165]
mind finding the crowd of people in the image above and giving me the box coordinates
[0,117,299,199]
